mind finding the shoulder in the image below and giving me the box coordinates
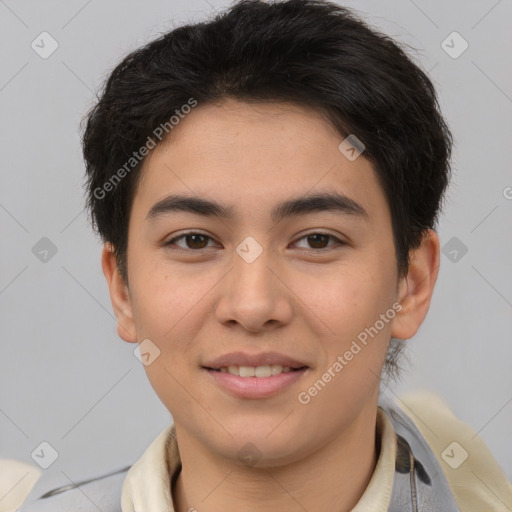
[390,390,512,512]
[17,465,130,512]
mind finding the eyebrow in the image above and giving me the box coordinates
[146,191,369,224]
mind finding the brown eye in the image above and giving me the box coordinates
[306,234,330,249]
[166,233,213,250]
[185,234,209,249]
[165,231,344,252]
[293,232,344,250]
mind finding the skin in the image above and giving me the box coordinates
[102,99,440,512]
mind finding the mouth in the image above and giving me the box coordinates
[204,364,307,377]
[201,352,310,399]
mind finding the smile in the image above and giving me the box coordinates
[210,364,304,377]
[203,366,309,399]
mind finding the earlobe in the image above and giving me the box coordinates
[391,230,440,340]
[101,244,138,343]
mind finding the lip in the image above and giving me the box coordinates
[203,366,309,399]
[202,351,310,399]
[202,351,309,370]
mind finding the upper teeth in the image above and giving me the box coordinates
[218,365,295,377]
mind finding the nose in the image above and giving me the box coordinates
[214,241,293,333]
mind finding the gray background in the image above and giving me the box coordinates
[1,0,511,503]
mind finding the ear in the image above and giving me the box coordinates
[101,243,138,343]
[391,229,440,340]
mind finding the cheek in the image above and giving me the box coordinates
[304,262,393,341]
[296,273,394,421]
[131,268,205,410]
[142,359,195,422]
[303,262,396,397]
[130,263,200,338]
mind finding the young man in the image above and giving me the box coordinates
[8,0,510,511]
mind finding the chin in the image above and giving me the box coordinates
[211,420,312,467]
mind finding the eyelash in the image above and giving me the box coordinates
[164,231,346,252]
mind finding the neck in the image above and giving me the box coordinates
[172,406,379,512]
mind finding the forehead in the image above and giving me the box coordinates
[133,99,389,225]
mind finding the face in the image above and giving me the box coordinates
[104,99,427,467]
